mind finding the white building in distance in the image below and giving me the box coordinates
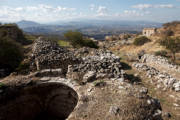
[142,28,157,37]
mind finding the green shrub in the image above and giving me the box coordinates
[0,24,32,45]
[133,36,151,46]
[83,39,98,48]
[162,30,174,37]
[154,50,168,57]
[64,31,98,48]
[160,37,180,61]
[0,82,6,89]
[16,60,30,74]
[124,34,131,40]
[64,31,84,47]
[0,38,23,72]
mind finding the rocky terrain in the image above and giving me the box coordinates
[31,37,80,72]
[0,37,166,120]
[107,39,180,120]
[133,54,180,92]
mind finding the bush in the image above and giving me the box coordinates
[0,38,23,72]
[162,30,174,37]
[64,31,98,48]
[16,60,30,74]
[64,31,84,47]
[154,50,168,57]
[160,37,180,61]
[0,24,32,45]
[83,39,98,48]
[133,36,151,46]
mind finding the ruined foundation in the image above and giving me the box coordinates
[0,83,78,120]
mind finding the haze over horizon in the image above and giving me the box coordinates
[1,0,180,23]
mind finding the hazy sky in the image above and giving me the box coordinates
[1,0,180,23]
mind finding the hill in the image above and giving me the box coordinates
[16,20,162,40]
[0,24,35,77]
[0,24,32,45]
[17,20,42,28]
[158,21,180,37]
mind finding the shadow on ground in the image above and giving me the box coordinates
[125,74,141,83]
[121,62,132,70]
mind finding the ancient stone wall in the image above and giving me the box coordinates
[31,37,80,73]
[141,54,180,73]
[142,28,156,37]
[67,49,125,83]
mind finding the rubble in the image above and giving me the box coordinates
[69,50,125,80]
[31,37,80,72]
[109,106,120,115]
[133,63,180,92]
[141,54,180,72]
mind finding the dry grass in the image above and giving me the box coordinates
[111,51,180,120]
[58,40,70,47]
[110,36,166,55]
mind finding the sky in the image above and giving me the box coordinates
[1,0,180,23]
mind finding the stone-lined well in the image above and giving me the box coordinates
[0,83,78,120]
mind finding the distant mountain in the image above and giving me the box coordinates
[16,20,163,40]
[16,20,42,28]
[54,20,162,27]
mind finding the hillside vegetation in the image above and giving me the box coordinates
[110,21,180,65]
[0,24,34,77]
[159,21,180,37]
[0,24,32,45]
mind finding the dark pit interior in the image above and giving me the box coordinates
[0,83,78,120]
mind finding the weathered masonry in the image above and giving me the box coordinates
[142,28,157,37]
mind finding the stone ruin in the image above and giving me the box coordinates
[31,37,80,73]
[67,49,125,82]
[31,38,126,83]
[133,54,180,92]
[0,82,78,120]
[141,54,180,72]
[133,63,180,92]
[0,37,164,120]
[142,28,157,37]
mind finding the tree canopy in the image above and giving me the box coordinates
[64,30,98,48]
[133,36,151,46]
[0,38,23,72]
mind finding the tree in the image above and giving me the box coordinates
[162,30,174,37]
[160,37,180,61]
[0,38,23,72]
[133,36,151,46]
[64,31,98,48]
[64,30,84,47]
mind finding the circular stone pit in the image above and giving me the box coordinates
[0,83,78,120]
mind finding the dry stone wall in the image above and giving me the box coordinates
[133,63,180,92]
[31,37,80,73]
[141,54,180,72]
[67,50,125,82]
